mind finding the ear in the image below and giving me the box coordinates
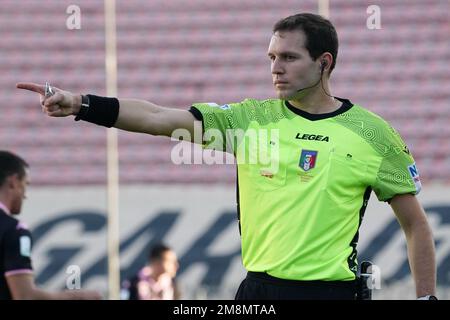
[319,53,333,72]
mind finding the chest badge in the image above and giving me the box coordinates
[299,150,318,171]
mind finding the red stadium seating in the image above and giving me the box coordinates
[0,0,448,185]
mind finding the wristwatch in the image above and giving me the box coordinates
[417,295,438,300]
[75,94,90,121]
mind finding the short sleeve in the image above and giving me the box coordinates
[372,126,422,201]
[190,101,254,153]
[3,225,33,276]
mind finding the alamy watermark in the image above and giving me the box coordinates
[171,121,280,174]
[66,265,81,289]
[66,5,81,30]
[366,5,382,30]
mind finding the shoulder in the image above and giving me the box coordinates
[0,212,21,233]
[241,98,282,106]
[336,104,407,156]
[193,98,282,111]
[239,98,288,124]
[238,98,284,112]
[191,98,286,128]
[339,104,393,129]
[0,212,30,238]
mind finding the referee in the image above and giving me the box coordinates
[0,151,101,299]
[17,13,436,300]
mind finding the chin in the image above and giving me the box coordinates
[275,92,288,100]
[10,204,22,215]
[275,89,296,100]
[278,93,295,100]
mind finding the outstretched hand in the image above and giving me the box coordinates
[16,82,80,117]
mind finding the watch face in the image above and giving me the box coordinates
[81,95,90,107]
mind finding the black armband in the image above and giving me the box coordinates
[74,94,120,128]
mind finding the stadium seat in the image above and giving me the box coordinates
[1,0,448,184]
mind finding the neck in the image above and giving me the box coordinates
[288,83,340,114]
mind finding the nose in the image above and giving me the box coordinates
[271,57,284,75]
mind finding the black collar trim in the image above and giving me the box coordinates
[285,97,353,121]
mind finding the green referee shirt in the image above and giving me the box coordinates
[190,97,421,281]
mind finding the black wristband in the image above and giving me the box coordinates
[74,94,120,128]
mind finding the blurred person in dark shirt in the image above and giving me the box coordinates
[0,150,102,300]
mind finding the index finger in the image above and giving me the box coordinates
[16,82,45,95]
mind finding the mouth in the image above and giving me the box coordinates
[274,81,289,86]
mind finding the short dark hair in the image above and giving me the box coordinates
[149,243,171,262]
[273,13,339,73]
[0,151,29,187]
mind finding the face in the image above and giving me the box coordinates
[10,171,29,215]
[154,250,179,278]
[268,30,322,100]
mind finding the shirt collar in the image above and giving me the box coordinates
[0,201,11,215]
[284,97,353,121]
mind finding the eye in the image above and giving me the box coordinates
[286,55,297,61]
